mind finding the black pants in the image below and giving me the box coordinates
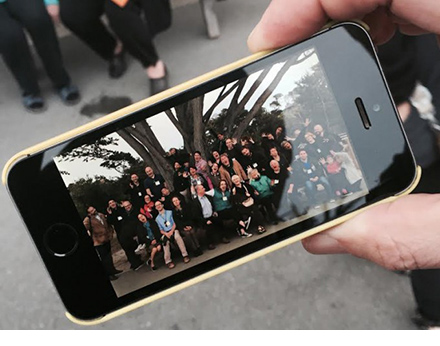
[105,0,159,68]
[95,242,117,276]
[120,227,143,268]
[59,0,116,61]
[0,0,70,96]
[203,216,226,245]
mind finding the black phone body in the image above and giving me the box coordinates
[4,23,417,322]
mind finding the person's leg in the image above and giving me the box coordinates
[305,180,316,205]
[8,0,71,90]
[95,242,117,276]
[104,0,159,68]
[120,232,143,268]
[163,241,172,265]
[174,230,189,258]
[59,0,117,61]
[0,4,42,105]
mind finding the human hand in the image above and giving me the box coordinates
[46,4,61,25]
[248,0,440,52]
[207,220,212,225]
[302,194,440,270]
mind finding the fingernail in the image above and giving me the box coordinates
[248,24,265,53]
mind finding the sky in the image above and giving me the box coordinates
[55,49,320,186]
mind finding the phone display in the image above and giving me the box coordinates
[4,23,417,321]
[54,46,368,298]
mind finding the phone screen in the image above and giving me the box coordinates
[53,45,368,298]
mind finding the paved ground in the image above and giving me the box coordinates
[0,0,418,329]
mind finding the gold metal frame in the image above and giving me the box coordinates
[2,21,421,325]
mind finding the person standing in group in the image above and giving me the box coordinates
[0,0,80,112]
[104,0,170,95]
[120,200,144,271]
[83,206,122,280]
[143,166,166,201]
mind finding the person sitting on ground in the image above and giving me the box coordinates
[192,184,230,249]
[205,179,252,238]
[321,155,351,197]
[139,194,156,220]
[171,196,203,257]
[219,153,247,188]
[249,169,278,224]
[231,175,266,234]
[136,214,162,270]
[295,149,332,207]
[154,200,190,269]
[84,206,122,280]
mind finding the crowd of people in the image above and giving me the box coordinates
[83,121,364,281]
[0,0,170,112]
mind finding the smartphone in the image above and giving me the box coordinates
[3,22,419,324]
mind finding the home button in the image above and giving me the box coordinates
[44,224,79,257]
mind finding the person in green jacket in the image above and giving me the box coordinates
[0,0,80,112]
[249,168,278,224]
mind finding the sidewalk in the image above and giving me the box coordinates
[0,0,417,329]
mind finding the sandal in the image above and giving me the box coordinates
[167,262,175,269]
[183,256,191,263]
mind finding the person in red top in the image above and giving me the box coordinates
[140,194,156,220]
[322,155,351,197]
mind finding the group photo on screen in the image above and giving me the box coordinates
[55,48,368,297]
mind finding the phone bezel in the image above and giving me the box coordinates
[5,22,417,321]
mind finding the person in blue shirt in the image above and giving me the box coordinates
[0,0,79,112]
[154,200,190,269]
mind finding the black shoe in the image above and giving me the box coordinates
[109,51,127,79]
[22,94,46,113]
[109,275,118,281]
[194,248,203,257]
[208,244,216,250]
[411,309,440,329]
[149,67,169,96]
[221,237,230,244]
[110,269,123,276]
[57,84,80,105]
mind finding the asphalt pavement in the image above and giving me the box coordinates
[0,0,418,329]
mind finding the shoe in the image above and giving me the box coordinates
[151,265,157,271]
[411,309,440,330]
[110,269,123,276]
[167,262,175,269]
[241,232,253,238]
[109,275,118,281]
[134,243,145,254]
[194,248,203,257]
[132,263,144,271]
[109,51,127,79]
[221,237,230,244]
[208,244,216,250]
[146,259,152,267]
[22,94,46,113]
[149,66,169,96]
[57,84,80,105]
[183,256,191,263]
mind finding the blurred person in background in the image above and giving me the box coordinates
[379,32,440,329]
[0,0,79,112]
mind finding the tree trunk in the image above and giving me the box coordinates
[191,96,207,158]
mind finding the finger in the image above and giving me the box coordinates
[302,232,348,254]
[248,0,389,52]
[398,23,431,36]
[362,6,397,45]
